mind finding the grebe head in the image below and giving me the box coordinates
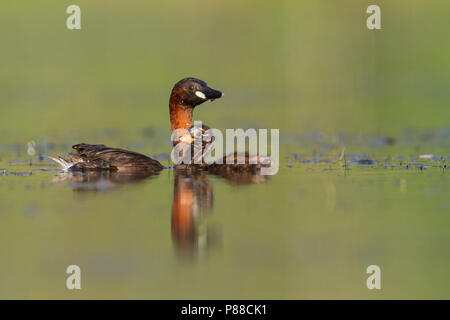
[171,78,223,107]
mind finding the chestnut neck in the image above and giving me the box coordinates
[169,87,194,132]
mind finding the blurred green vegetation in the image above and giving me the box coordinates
[1,0,449,144]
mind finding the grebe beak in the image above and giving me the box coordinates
[197,86,223,101]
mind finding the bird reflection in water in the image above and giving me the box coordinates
[53,165,269,258]
[53,170,160,192]
[171,167,215,259]
[171,166,269,259]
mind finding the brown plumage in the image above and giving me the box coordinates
[169,78,271,171]
[49,77,270,173]
[49,143,164,172]
[72,143,164,171]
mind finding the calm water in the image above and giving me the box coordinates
[0,131,448,299]
[1,0,449,300]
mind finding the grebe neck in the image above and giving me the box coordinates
[169,87,194,132]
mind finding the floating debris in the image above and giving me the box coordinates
[418,154,442,161]
[27,141,36,156]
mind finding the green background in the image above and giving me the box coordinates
[0,1,449,299]
[1,1,449,140]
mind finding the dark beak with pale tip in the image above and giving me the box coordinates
[200,86,223,101]
[192,84,223,107]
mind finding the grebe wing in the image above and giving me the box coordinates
[72,143,164,171]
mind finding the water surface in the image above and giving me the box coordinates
[0,133,448,299]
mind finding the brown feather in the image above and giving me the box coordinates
[71,143,165,172]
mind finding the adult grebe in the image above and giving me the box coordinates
[49,77,268,172]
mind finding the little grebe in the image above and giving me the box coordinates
[49,77,267,172]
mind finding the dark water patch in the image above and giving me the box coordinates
[302,159,324,164]
[348,159,377,165]
[34,168,59,172]
[1,171,33,176]
[8,159,30,165]
[371,136,396,148]
[416,165,433,171]
[345,153,373,160]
